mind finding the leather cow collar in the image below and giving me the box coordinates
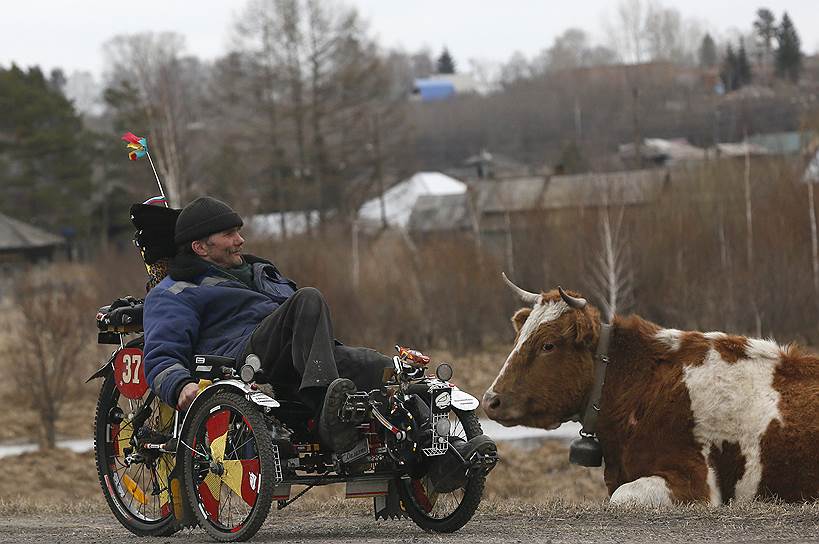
[569,321,613,467]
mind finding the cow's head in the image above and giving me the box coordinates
[483,274,601,429]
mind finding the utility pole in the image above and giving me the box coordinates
[574,97,583,142]
[371,112,387,230]
[504,211,515,280]
[351,220,360,289]
[632,86,642,168]
[808,181,819,296]
[743,129,754,268]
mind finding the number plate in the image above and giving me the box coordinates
[114,347,148,399]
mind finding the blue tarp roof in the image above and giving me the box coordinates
[413,79,455,101]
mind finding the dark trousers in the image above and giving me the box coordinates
[242,287,392,410]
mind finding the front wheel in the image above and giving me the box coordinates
[93,372,179,536]
[180,390,275,542]
[398,409,486,533]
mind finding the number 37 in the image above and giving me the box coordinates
[121,354,142,384]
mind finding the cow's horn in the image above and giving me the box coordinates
[558,286,587,309]
[502,272,540,305]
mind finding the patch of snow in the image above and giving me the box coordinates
[480,419,581,446]
[0,438,94,459]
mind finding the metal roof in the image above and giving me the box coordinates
[715,142,771,157]
[407,193,473,232]
[746,131,807,155]
[405,170,669,233]
[542,169,667,209]
[619,138,705,163]
[0,212,65,251]
[474,177,548,213]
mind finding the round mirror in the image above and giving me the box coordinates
[435,363,453,381]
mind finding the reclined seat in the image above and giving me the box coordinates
[97,203,179,341]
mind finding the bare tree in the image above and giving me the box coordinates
[231,0,411,224]
[499,51,533,85]
[587,206,633,322]
[605,0,703,65]
[532,28,617,73]
[2,267,97,449]
[645,5,687,63]
[103,33,205,207]
[605,0,649,64]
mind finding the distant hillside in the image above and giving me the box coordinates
[411,60,819,171]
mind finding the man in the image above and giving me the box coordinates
[143,196,392,452]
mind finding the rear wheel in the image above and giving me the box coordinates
[181,390,275,542]
[93,372,178,536]
[398,409,486,533]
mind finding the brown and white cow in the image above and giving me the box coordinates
[483,278,819,506]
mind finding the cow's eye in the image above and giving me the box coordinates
[542,343,555,351]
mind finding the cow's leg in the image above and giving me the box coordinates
[610,476,674,506]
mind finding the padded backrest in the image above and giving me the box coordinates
[130,203,181,291]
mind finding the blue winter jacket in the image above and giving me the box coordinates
[143,254,297,407]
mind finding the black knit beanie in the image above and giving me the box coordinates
[174,196,243,245]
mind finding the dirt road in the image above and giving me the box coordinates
[2,502,817,544]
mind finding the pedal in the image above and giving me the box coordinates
[469,449,499,475]
[458,435,499,475]
[339,392,369,423]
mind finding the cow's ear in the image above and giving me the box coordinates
[511,307,531,333]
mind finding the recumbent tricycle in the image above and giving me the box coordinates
[87,203,498,542]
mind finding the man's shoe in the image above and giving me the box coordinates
[318,378,359,453]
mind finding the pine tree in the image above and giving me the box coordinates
[437,47,456,74]
[556,140,588,175]
[720,45,738,92]
[698,33,717,68]
[736,40,752,87]
[775,12,802,82]
[0,65,92,234]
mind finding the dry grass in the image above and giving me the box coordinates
[0,444,817,541]
[0,449,105,509]
[0,439,604,514]
[488,441,607,501]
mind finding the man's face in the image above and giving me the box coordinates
[194,227,244,268]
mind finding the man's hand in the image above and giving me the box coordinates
[177,382,200,411]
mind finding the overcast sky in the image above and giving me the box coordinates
[2,0,818,79]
